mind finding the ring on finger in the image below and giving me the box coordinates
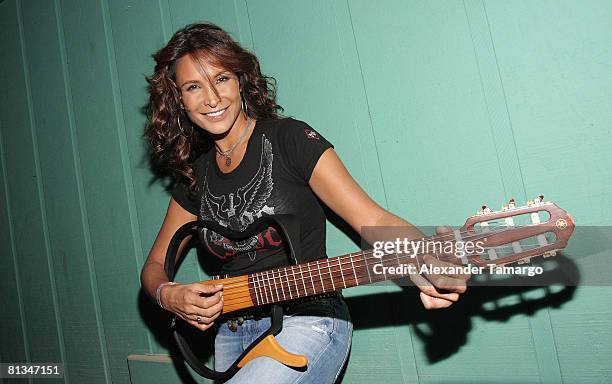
[196,316,203,324]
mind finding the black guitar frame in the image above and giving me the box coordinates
[163,214,304,382]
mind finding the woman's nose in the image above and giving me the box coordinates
[203,84,221,108]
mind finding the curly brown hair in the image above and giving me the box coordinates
[144,22,283,189]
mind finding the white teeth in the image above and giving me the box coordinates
[206,108,226,117]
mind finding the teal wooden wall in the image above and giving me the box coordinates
[1,0,610,383]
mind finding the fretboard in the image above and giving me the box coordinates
[246,248,449,307]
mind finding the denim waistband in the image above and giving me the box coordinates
[219,290,343,323]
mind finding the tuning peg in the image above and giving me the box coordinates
[534,195,544,204]
[543,250,557,258]
[501,204,509,211]
[517,257,531,265]
[527,199,534,206]
[508,198,516,209]
[481,205,492,214]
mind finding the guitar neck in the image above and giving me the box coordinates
[245,248,438,307]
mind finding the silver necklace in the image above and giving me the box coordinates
[215,118,253,167]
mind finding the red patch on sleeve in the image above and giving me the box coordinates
[304,129,320,140]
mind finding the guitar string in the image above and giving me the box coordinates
[219,241,548,305]
[189,221,556,306]
[214,222,552,302]
[212,221,551,295]
[220,243,548,307]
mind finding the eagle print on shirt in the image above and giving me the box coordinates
[198,135,281,261]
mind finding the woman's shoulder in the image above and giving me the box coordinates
[258,116,314,139]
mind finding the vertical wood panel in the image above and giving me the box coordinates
[16,0,112,382]
[57,0,149,381]
[484,0,612,223]
[0,1,64,381]
[105,0,178,355]
[464,1,562,382]
[348,0,507,225]
[485,1,612,383]
[0,121,29,384]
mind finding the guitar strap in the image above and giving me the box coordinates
[164,214,303,381]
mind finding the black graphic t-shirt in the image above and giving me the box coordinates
[172,117,333,277]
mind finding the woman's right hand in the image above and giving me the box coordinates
[160,282,224,331]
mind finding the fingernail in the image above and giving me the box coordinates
[215,284,223,289]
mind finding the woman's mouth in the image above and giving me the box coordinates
[203,107,228,121]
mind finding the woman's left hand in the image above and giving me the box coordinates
[409,226,471,309]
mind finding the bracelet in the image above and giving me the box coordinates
[155,281,177,309]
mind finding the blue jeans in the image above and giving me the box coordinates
[214,297,352,384]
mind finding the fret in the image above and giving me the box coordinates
[261,273,272,303]
[298,264,307,296]
[284,268,292,299]
[328,259,335,290]
[338,256,346,288]
[307,263,317,294]
[260,272,270,304]
[252,274,260,305]
[350,253,359,286]
[363,251,373,283]
[264,270,272,303]
[316,260,325,292]
[273,270,281,301]
[257,273,269,304]
[277,269,286,301]
[269,270,277,303]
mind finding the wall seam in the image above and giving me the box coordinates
[157,0,171,41]
[16,2,67,382]
[481,1,527,198]
[53,0,112,381]
[464,0,563,382]
[462,0,508,196]
[99,0,152,354]
[243,0,255,50]
[345,0,389,209]
[480,2,562,381]
[0,118,30,369]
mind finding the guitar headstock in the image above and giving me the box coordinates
[461,195,574,267]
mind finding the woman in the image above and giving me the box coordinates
[141,23,468,383]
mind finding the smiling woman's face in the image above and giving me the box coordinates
[175,54,243,136]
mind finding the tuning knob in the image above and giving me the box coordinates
[534,195,544,204]
[481,205,492,214]
[543,250,557,258]
[508,198,516,209]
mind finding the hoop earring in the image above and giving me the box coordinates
[177,115,192,137]
[241,92,248,117]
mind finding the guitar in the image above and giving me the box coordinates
[164,196,574,381]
